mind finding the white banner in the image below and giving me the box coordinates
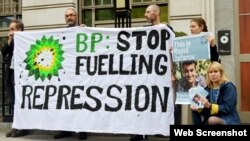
[13,24,175,136]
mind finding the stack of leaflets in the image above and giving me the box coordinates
[189,86,208,108]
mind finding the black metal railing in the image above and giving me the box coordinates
[0,54,13,122]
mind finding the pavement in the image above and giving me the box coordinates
[0,122,169,141]
[0,133,125,141]
[0,132,169,141]
[0,133,130,141]
[0,115,169,141]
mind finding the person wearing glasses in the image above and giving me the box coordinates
[53,8,87,140]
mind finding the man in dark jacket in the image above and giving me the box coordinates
[1,19,29,138]
[130,4,175,141]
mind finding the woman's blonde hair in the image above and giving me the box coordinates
[206,62,229,88]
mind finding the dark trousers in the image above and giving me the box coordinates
[192,110,210,125]
[4,68,15,108]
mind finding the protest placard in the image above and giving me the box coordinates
[173,33,210,104]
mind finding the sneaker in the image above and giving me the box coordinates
[11,130,29,137]
[54,131,72,139]
[78,132,87,140]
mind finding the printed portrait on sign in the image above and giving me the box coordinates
[172,33,210,104]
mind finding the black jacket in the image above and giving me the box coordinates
[1,40,14,67]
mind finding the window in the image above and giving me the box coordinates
[0,0,22,28]
[0,37,7,51]
[80,0,114,27]
[79,0,168,27]
[95,9,114,21]
[0,0,21,14]
[132,6,146,19]
[132,4,168,23]
[0,15,21,28]
[95,0,112,5]
[133,0,164,3]
[133,0,142,3]
[103,0,112,5]
[0,16,13,28]
[83,0,92,6]
[82,10,92,26]
[159,5,168,23]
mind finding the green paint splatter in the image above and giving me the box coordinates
[24,35,64,81]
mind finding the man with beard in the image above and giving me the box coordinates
[130,4,175,141]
